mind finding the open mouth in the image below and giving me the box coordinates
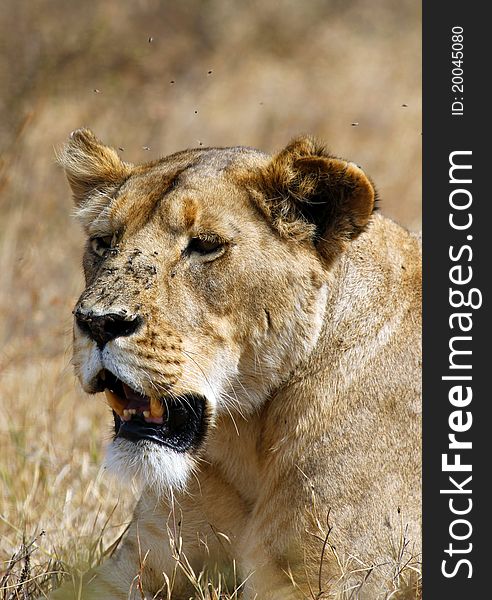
[99,370,207,453]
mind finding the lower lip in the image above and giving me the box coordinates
[116,415,171,444]
[113,395,207,453]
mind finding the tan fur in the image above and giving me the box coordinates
[51,130,421,599]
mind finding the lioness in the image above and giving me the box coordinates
[53,129,421,599]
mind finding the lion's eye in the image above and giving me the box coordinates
[90,235,113,257]
[187,236,226,259]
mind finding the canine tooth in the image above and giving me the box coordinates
[105,389,126,416]
[123,409,131,421]
[143,410,150,419]
[150,396,164,419]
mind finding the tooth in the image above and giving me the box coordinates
[105,389,126,416]
[143,410,150,419]
[150,396,164,419]
[129,408,136,415]
[123,409,131,421]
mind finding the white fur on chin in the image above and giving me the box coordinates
[104,437,194,496]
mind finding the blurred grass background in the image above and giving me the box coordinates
[0,0,421,596]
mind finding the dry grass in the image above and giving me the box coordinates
[0,0,421,597]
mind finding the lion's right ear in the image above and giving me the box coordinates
[57,129,132,206]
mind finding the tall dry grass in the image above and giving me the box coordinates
[0,0,421,597]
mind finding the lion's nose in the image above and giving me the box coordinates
[74,309,142,348]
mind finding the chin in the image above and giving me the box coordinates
[104,437,196,496]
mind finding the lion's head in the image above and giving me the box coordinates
[59,129,375,493]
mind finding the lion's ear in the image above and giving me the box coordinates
[58,129,132,206]
[249,136,376,263]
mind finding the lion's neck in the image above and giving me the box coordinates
[204,215,420,505]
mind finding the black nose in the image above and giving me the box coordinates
[75,310,142,348]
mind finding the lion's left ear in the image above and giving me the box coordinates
[247,136,376,263]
